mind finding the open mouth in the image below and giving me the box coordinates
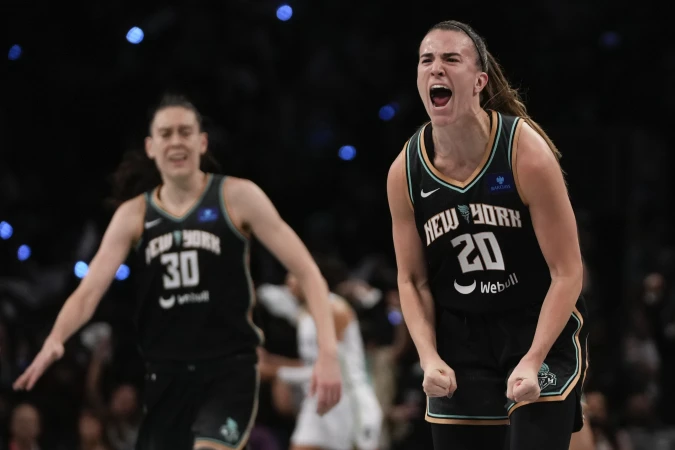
[430,85,452,108]
[168,153,188,162]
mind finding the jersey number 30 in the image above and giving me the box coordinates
[451,231,505,273]
[161,250,200,289]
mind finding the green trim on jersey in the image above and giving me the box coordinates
[507,117,521,170]
[405,139,415,206]
[218,176,248,243]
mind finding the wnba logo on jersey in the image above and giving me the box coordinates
[537,363,557,390]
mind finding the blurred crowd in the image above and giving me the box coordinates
[4,1,675,449]
[2,247,675,450]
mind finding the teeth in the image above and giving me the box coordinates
[431,84,449,90]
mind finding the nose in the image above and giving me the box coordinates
[431,60,445,77]
[169,132,182,145]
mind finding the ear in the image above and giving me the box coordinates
[199,132,208,156]
[144,136,155,159]
[475,72,489,95]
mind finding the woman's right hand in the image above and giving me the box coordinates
[13,336,64,391]
[422,355,457,398]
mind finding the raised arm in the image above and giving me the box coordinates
[224,177,341,414]
[14,196,145,390]
[387,152,456,397]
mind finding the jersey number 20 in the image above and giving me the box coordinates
[161,250,200,289]
[451,231,505,273]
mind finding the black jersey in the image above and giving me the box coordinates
[405,111,550,313]
[133,173,263,361]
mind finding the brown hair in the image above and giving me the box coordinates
[106,93,221,209]
[427,20,562,161]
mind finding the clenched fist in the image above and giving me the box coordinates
[507,358,541,403]
[422,356,457,398]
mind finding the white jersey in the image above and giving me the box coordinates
[297,303,371,391]
[279,295,382,450]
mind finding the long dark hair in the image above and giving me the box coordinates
[106,94,222,209]
[427,20,562,161]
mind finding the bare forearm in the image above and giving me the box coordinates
[398,280,437,368]
[299,274,338,356]
[525,275,582,365]
[49,291,97,344]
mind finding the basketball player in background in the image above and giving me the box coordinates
[13,94,342,450]
[259,272,383,450]
[387,21,589,450]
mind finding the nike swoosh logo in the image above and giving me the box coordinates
[421,188,440,198]
[145,218,162,229]
[454,279,476,295]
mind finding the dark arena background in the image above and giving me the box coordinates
[3,1,675,449]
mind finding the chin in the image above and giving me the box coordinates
[429,100,473,126]
[163,166,197,180]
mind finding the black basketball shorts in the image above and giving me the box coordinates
[136,353,259,450]
[426,298,589,431]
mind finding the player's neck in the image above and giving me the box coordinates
[160,171,207,207]
[432,109,490,163]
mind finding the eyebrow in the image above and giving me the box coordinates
[158,125,194,132]
[420,52,462,60]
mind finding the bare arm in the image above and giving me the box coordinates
[14,196,144,391]
[225,177,338,357]
[515,122,584,366]
[50,197,144,344]
[331,296,355,341]
[387,153,438,369]
[226,177,341,413]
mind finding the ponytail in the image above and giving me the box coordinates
[481,52,562,161]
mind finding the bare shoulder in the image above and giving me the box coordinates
[387,149,406,188]
[514,121,566,205]
[116,194,146,217]
[111,194,146,243]
[115,194,146,228]
[330,295,356,337]
[387,145,415,212]
[515,121,561,174]
[222,176,270,209]
[223,175,256,196]
[330,295,356,321]
[222,176,279,236]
